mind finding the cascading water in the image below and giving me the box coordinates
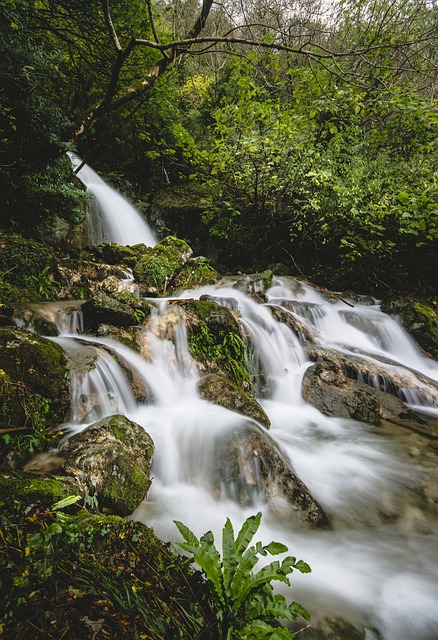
[68,152,157,247]
[30,262,437,639]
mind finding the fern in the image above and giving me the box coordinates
[175,512,310,639]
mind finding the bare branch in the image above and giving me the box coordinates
[102,0,121,51]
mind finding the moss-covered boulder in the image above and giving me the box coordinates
[381,297,438,359]
[133,235,192,295]
[198,373,270,429]
[0,327,70,437]
[88,242,142,267]
[59,415,154,516]
[178,298,251,390]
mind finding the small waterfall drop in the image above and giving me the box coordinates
[68,152,157,247]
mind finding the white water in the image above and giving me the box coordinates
[48,271,438,640]
[45,157,438,638]
[68,152,157,247]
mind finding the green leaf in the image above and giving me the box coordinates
[51,495,82,511]
[235,512,262,556]
[263,541,289,556]
[222,518,236,594]
[175,521,224,603]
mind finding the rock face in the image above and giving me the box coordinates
[198,373,270,429]
[60,414,154,516]
[302,350,438,437]
[219,424,329,528]
[0,327,70,431]
[381,297,438,359]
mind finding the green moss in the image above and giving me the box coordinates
[413,301,438,340]
[133,235,192,294]
[181,300,252,390]
[0,328,69,416]
[169,257,220,294]
[0,232,60,301]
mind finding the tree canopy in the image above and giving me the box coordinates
[0,0,437,291]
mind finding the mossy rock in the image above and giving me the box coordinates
[198,373,270,429]
[81,292,138,330]
[178,298,251,390]
[168,257,221,294]
[133,235,193,295]
[381,297,438,359]
[13,308,60,336]
[113,290,154,320]
[0,327,70,436]
[0,470,79,513]
[59,415,154,516]
[89,242,141,267]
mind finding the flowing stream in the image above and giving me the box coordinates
[45,158,438,638]
[47,277,438,640]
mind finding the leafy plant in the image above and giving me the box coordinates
[175,512,311,639]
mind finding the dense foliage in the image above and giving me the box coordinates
[0,0,436,291]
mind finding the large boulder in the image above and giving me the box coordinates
[0,327,70,433]
[59,414,154,516]
[381,297,438,359]
[198,373,270,429]
[302,351,437,437]
[177,298,251,390]
[219,424,329,528]
[82,292,139,330]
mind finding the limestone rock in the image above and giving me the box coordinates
[60,414,154,516]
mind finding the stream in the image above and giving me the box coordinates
[51,157,438,639]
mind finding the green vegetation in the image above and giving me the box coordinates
[183,300,252,389]
[0,0,436,293]
[175,512,311,639]
[0,473,212,639]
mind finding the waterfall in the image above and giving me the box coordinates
[47,273,438,640]
[68,152,157,247]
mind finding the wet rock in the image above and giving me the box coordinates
[268,304,317,344]
[133,236,193,295]
[13,308,60,336]
[60,414,154,516]
[198,373,270,429]
[381,297,438,359]
[302,350,437,437]
[0,327,70,431]
[82,292,138,330]
[232,270,273,296]
[220,424,329,528]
